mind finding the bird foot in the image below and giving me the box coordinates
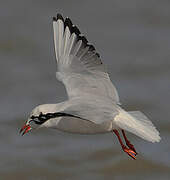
[126,141,137,154]
[123,146,137,160]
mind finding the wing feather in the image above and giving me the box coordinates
[53,14,120,104]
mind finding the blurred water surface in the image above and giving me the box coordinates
[0,0,170,179]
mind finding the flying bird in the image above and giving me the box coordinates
[20,14,161,160]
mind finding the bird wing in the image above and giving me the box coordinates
[62,97,119,124]
[53,14,120,104]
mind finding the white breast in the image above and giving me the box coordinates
[42,116,115,134]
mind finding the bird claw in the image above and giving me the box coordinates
[123,147,137,160]
[126,142,138,154]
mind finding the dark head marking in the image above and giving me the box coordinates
[30,112,81,125]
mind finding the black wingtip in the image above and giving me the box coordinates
[87,44,95,51]
[64,17,73,31]
[96,53,100,58]
[53,14,100,59]
[72,26,81,35]
[53,14,64,22]
[57,13,64,21]
[78,35,88,45]
[53,17,57,22]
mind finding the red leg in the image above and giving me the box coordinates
[121,130,137,154]
[113,130,137,160]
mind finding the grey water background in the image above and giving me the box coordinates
[0,0,170,179]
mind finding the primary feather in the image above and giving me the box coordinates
[53,14,120,103]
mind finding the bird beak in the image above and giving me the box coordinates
[19,122,32,136]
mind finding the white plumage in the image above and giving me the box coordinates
[20,14,161,159]
[50,14,160,143]
[115,110,161,142]
[53,15,120,103]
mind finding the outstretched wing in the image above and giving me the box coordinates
[53,14,120,104]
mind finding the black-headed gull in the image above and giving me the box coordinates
[20,14,161,160]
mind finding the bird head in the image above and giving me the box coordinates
[20,104,57,136]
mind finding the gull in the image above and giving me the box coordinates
[20,14,161,159]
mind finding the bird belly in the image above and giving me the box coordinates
[48,116,114,134]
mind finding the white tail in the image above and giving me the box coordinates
[114,110,161,143]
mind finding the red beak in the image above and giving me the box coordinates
[19,123,32,136]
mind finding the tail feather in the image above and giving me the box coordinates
[114,110,161,143]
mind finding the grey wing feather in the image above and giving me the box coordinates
[53,14,120,104]
[62,98,119,124]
